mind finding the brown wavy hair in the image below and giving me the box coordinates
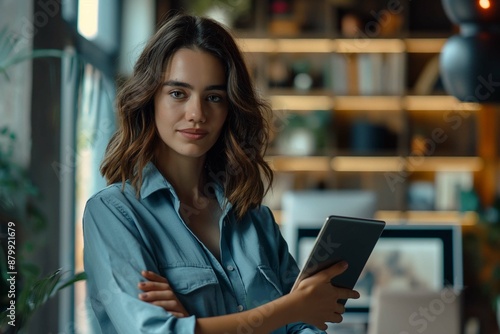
[100,13,273,219]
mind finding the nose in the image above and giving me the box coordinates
[186,97,206,124]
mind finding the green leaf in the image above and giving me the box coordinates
[56,271,87,291]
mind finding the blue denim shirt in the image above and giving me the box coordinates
[83,163,323,333]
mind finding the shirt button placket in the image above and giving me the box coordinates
[225,263,244,312]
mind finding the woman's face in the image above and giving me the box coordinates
[154,48,228,162]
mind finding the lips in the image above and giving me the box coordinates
[178,128,208,140]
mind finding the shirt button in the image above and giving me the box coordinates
[237,305,244,312]
[227,265,234,271]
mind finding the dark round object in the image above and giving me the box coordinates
[440,32,500,102]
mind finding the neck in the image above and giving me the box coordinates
[155,153,207,204]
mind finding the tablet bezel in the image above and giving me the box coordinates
[291,215,386,298]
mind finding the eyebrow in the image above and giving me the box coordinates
[163,80,227,91]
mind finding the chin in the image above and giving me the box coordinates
[178,148,210,159]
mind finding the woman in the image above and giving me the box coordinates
[83,13,359,333]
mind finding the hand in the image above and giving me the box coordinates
[138,270,189,318]
[291,261,360,330]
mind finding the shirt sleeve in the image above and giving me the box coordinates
[83,192,196,334]
[263,207,325,334]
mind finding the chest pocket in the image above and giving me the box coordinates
[258,265,283,295]
[244,265,284,310]
[161,265,220,317]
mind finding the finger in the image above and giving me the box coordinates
[333,287,361,301]
[341,288,360,300]
[150,300,183,309]
[138,281,170,292]
[331,313,343,324]
[320,313,343,326]
[318,261,349,282]
[139,291,177,301]
[333,303,346,315]
[142,270,168,283]
[316,323,328,331]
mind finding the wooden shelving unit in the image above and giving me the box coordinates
[237,30,484,222]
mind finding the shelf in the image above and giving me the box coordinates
[266,95,421,112]
[404,96,481,111]
[238,38,447,54]
[334,96,401,111]
[331,157,402,172]
[335,39,405,53]
[268,94,480,112]
[269,95,333,111]
[273,209,478,226]
[375,210,478,225]
[266,156,331,172]
[237,38,333,53]
[266,156,484,173]
[406,157,484,172]
[405,38,446,53]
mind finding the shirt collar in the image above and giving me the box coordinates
[139,163,232,214]
[140,162,174,199]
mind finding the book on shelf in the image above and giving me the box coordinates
[329,52,405,96]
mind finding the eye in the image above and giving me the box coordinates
[207,94,224,103]
[169,90,186,99]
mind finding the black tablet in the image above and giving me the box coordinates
[291,215,386,304]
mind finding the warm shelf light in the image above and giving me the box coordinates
[270,95,333,111]
[375,210,478,225]
[331,157,403,172]
[335,96,401,111]
[238,38,447,54]
[405,39,446,53]
[266,156,483,173]
[479,0,491,9]
[236,38,275,52]
[406,157,484,172]
[266,156,331,172]
[404,96,481,111]
[236,38,332,53]
[275,39,332,53]
[334,39,405,53]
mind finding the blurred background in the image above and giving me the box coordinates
[1,0,500,333]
